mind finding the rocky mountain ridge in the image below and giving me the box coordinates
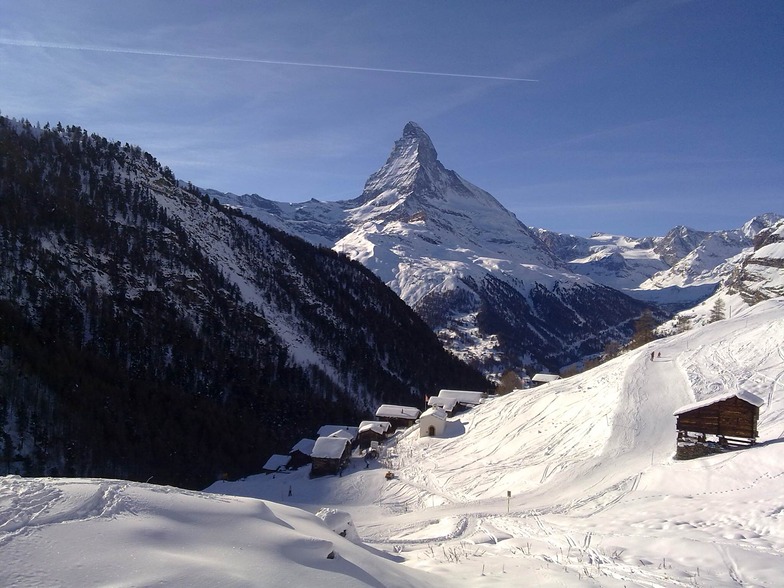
[536,213,781,307]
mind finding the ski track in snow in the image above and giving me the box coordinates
[329,302,784,586]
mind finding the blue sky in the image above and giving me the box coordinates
[1,1,781,237]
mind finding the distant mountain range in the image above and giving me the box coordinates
[537,213,782,305]
[208,122,781,374]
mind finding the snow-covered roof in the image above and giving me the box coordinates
[262,454,291,471]
[673,390,765,416]
[532,373,561,383]
[289,438,316,455]
[427,396,459,411]
[420,406,447,421]
[358,421,392,435]
[375,405,421,419]
[327,429,356,441]
[311,436,350,459]
[317,425,358,439]
[437,389,484,404]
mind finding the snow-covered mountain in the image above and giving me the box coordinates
[213,123,651,375]
[537,214,782,309]
[6,297,784,586]
[668,217,784,331]
[0,116,487,488]
[726,217,784,305]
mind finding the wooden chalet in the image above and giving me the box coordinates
[357,420,392,449]
[288,438,316,469]
[375,405,421,431]
[674,390,764,448]
[317,425,359,447]
[419,406,447,437]
[310,436,351,477]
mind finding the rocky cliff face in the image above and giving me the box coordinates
[726,218,784,304]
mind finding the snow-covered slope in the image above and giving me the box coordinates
[214,296,784,586]
[0,476,432,587]
[6,298,784,586]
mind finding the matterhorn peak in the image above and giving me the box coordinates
[357,122,446,205]
[390,121,439,170]
[353,121,536,234]
[400,121,438,164]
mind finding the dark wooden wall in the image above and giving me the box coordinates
[676,397,759,439]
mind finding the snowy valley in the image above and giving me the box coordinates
[3,298,784,586]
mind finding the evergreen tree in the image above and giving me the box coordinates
[708,298,726,323]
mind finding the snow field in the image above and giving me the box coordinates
[2,298,784,586]
[0,476,433,587]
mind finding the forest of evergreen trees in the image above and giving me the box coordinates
[0,116,489,489]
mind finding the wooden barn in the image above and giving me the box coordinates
[310,436,351,477]
[674,390,764,447]
[288,438,316,469]
[375,405,421,431]
[357,421,392,449]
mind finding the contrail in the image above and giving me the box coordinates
[0,38,539,82]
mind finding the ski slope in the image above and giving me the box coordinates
[2,298,784,586]
[212,297,784,586]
